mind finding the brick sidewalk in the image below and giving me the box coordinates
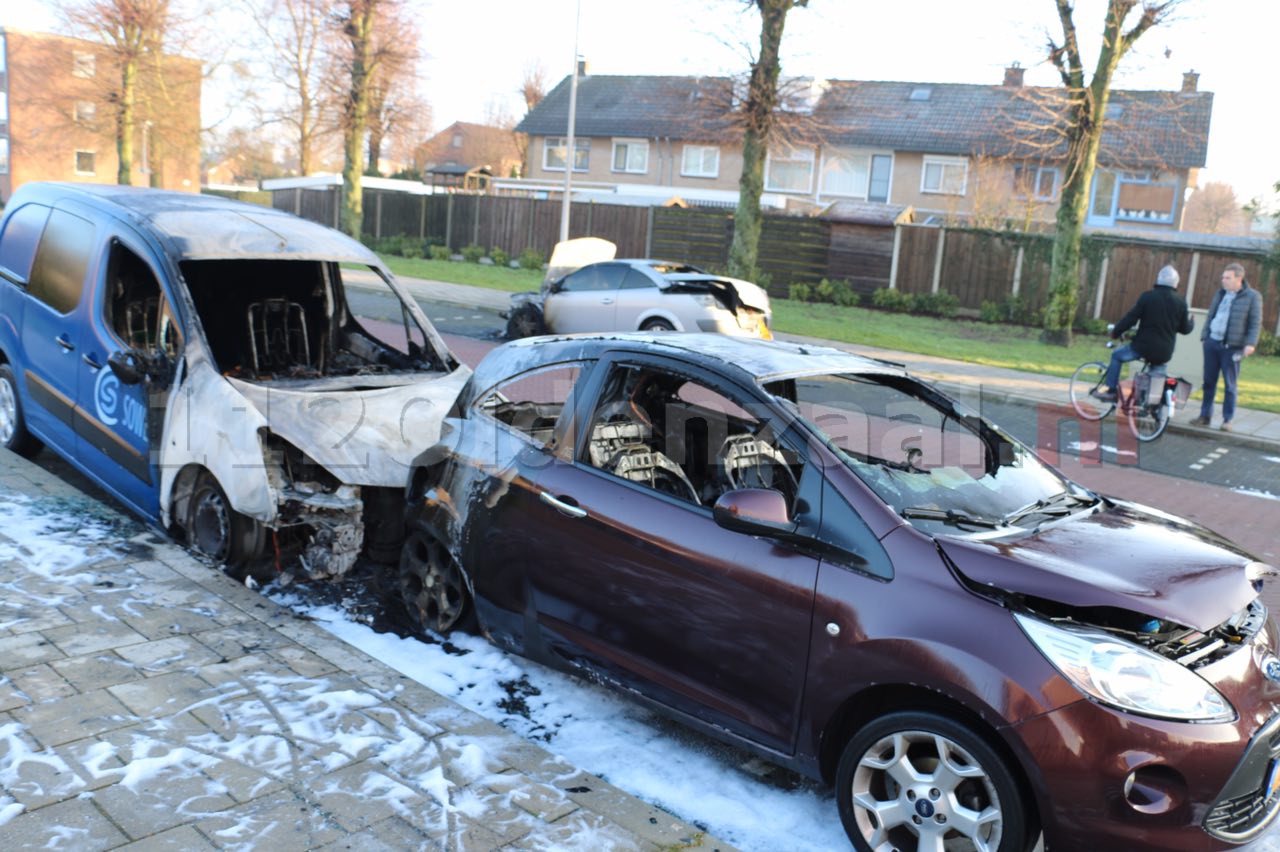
[0,448,729,851]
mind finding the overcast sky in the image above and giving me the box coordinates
[4,0,1276,203]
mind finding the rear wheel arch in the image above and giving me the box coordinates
[818,683,1040,822]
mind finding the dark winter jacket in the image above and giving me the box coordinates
[1201,282,1263,349]
[1113,285,1194,365]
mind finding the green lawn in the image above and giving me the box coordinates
[379,252,1280,414]
[380,255,543,293]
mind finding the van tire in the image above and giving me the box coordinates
[186,471,267,577]
[0,364,43,458]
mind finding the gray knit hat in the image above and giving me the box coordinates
[1156,265,1180,287]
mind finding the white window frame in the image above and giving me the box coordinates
[764,145,816,194]
[0,91,7,122]
[680,144,720,179]
[74,100,96,124]
[542,136,590,173]
[819,147,875,199]
[0,139,9,175]
[74,150,96,176]
[1014,164,1060,201]
[72,51,96,79]
[611,138,649,174]
[921,156,968,196]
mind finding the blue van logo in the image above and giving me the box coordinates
[94,366,145,440]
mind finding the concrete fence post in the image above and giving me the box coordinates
[472,197,481,247]
[374,191,383,239]
[419,195,426,240]
[889,224,902,290]
[1093,255,1109,319]
[1011,246,1025,297]
[1186,251,1201,308]
[931,228,946,294]
[645,205,656,258]
[293,187,301,216]
[445,195,454,249]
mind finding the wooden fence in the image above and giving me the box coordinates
[267,186,1278,332]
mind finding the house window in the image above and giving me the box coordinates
[543,136,590,172]
[451,133,462,148]
[0,139,9,175]
[681,145,719,178]
[74,101,96,124]
[73,51,96,79]
[75,150,96,176]
[0,91,7,122]
[869,155,892,202]
[1089,169,1177,224]
[821,148,871,198]
[765,145,815,193]
[611,139,649,174]
[921,156,967,195]
[1014,165,1060,201]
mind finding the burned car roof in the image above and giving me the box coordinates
[471,332,901,391]
[37,183,379,265]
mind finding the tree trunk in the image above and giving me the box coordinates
[366,123,384,176]
[341,2,376,239]
[117,55,137,185]
[728,1,791,279]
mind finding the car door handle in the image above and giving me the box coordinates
[599,297,614,305]
[540,491,587,519]
[82,354,104,371]
[55,335,75,351]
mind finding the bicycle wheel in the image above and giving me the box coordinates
[1128,392,1171,442]
[1069,361,1114,421]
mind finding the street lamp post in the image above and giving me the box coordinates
[558,0,582,243]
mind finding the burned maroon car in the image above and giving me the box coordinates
[397,333,1280,851]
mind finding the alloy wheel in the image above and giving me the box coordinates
[190,485,232,562]
[0,376,16,445]
[850,730,1003,852]
[400,528,469,633]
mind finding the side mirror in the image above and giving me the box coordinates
[107,350,146,385]
[713,488,796,538]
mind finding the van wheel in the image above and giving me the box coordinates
[836,711,1031,852]
[186,472,266,575]
[398,521,476,635]
[641,318,675,332]
[0,364,43,458]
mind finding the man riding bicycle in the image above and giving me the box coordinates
[1092,264,1195,402]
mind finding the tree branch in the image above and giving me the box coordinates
[1053,0,1085,89]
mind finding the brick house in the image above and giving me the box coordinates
[0,27,202,203]
[515,68,1213,230]
[414,121,523,180]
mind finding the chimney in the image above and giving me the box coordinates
[576,59,590,77]
[1181,70,1199,93]
[1003,62,1024,87]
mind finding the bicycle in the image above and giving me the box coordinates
[1068,331,1192,442]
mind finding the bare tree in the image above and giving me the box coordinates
[246,0,336,176]
[519,60,548,114]
[60,0,175,184]
[363,8,420,176]
[333,0,407,236]
[728,0,808,280]
[1183,181,1246,235]
[1039,0,1180,345]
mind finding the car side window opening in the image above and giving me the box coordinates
[474,363,588,449]
[582,363,802,510]
[619,269,654,290]
[559,264,627,293]
[27,208,96,315]
[0,203,52,284]
[778,373,1074,530]
[104,241,180,358]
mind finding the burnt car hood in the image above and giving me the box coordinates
[937,498,1258,632]
[658,274,771,312]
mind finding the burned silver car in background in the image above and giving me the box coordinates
[505,237,773,340]
[0,183,469,580]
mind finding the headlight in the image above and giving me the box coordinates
[1015,613,1235,723]
[693,293,719,308]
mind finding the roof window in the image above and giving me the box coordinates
[909,87,932,101]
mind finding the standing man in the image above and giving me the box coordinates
[1191,262,1263,431]
[1091,264,1193,403]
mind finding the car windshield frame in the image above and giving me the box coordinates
[767,371,1093,535]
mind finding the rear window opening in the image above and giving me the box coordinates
[180,259,444,382]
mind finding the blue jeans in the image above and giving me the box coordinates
[1200,338,1242,422]
[1104,344,1141,390]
